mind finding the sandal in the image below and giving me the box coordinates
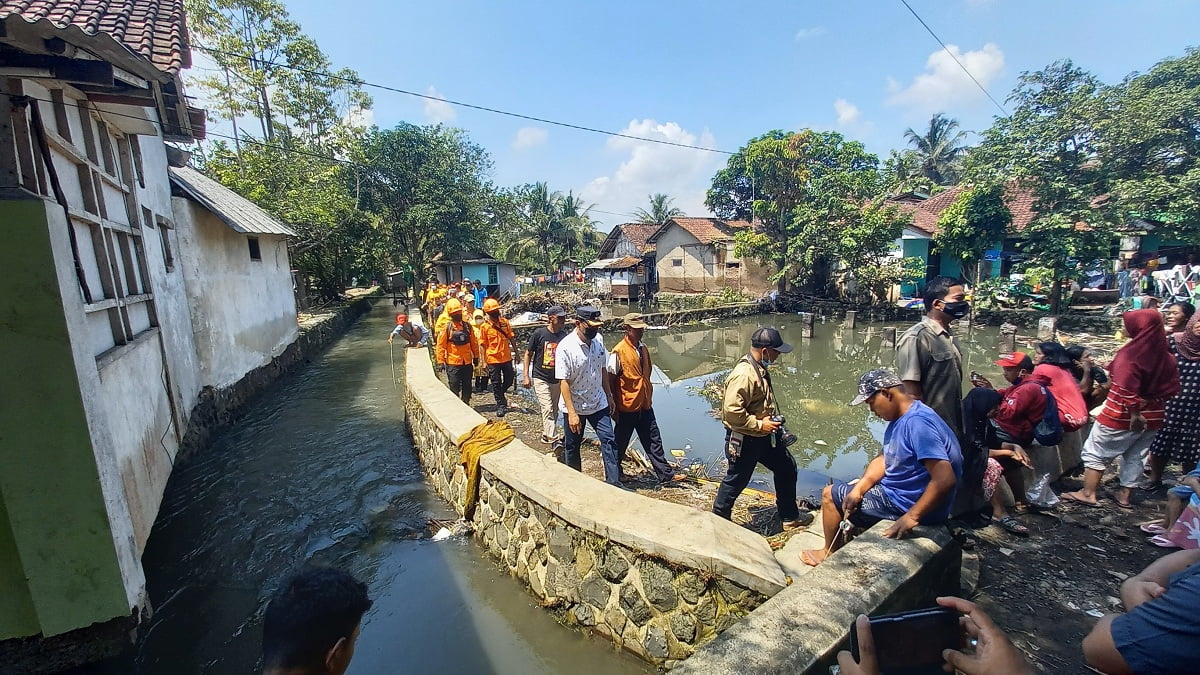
[1139,522,1167,535]
[992,515,1030,536]
[1062,492,1101,508]
[1149,534,1181,549]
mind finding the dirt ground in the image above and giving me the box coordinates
[460,383,1178,673]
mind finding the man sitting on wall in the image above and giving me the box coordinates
[262,568,372,675]
[802,369,962,566]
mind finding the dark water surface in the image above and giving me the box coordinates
[636,313,1008,502]
[91,304,648,674]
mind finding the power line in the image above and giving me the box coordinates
[897,0,1009,116]
[190,43,735,156]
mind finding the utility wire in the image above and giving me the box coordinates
[190,43,735,155]
[897,0,1009,116]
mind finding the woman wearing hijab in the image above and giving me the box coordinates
[962,387,1033,535]
[1145,312,1200,487]
[1063,310,1181,509]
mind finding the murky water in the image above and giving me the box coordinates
[636,313,1007,502]
[90,304,648,674]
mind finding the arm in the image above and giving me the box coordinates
[1120,550,1200,610]
[883,459,957,539]
[1078,359,1094,394]
[896,334,923,400]
[522,342,534,388]
[1082,615,1132,675]
[435,327,447,364]
[560,378,581,433]
[601,355,615,413]
[388,325,402,342]
[720,368,774,434]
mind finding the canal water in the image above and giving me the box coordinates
[635,312,1008,503]
[91,303,649,674]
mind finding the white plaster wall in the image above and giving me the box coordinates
[613,233,641,258]
[173,199,298,389]
[655,227,716,292]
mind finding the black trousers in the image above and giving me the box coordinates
[446,364,473,403]
[489,361,516,408]
[712,430,799,521]
[613,408,675,481]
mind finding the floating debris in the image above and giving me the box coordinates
[813,440,828,447]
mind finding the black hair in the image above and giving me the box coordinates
[1037,342,1074,370]
[1065,345,1088,361]
[1167,301,1196,320]
[923,276,964,312]
[262,568,372,670]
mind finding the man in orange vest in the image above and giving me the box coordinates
[478,298,518,417]
[607,314,678,484]
[435,297,480,403]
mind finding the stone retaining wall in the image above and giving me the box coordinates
[404,348,786,667]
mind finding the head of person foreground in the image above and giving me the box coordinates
[262,568,371,675]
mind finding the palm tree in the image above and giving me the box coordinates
[633,193,684,225]
[882,149,935,195]
[499,185,601,272]
[903,113,969,185]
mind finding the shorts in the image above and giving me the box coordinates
[830,480,906,528]
[1169,485,1198,500]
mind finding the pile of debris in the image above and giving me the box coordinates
[504,289,599,317]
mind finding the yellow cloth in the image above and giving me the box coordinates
[459,420,515,518]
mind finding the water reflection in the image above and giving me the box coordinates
[642,315,1005,501]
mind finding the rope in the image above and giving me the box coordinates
[389,340,398,389]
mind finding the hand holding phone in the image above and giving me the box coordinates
[848,607,962,675]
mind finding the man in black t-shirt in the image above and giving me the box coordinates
[523,305,570,445]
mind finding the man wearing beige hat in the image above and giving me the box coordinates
[607,313,677,484]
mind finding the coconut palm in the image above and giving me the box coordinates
[882,149,935,195]
[499,184,600,273]
[633,193,684,225]
[904,113,969,185]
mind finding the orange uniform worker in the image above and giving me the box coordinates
[478,298,519,417]
[435,297,480,403]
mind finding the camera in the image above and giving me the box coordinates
[770,415,798,448]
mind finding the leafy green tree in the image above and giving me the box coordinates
[904,113,968,186]
[1101,48,1200,243]
[354,124,496,277]
[934,184,1012,283]
[882,149,934,195]
[707,130,905,293]
[499,183,601,272]
[968,61,1115,313]
[632,193,684,225]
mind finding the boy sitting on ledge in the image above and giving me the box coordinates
[802,370,962,566]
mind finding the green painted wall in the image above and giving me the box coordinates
[0,199,129,639]
[902,238,929,260]
[0,495,37,637]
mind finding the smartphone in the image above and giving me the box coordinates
[850,607,962,675]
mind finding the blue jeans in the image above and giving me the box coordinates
[562,408,620,484]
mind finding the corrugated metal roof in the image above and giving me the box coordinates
[584,256,641,270]
[169,166,296,237]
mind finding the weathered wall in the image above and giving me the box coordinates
[403,347,788,667]
[173,199,298,390]
[656,227,718,293]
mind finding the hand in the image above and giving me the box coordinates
[1121,579,1166,610]
[387,336,393,344]
[937,596,1033,675]
[970,374,994,389]
[883,513,920,539]
[759,416,782,433]
[1009,446,1033,469]
[521,375,532,388]
[842,489,863,518]
[836,615,879,675]
[568,412,582,434]
[1130,412,1147,432]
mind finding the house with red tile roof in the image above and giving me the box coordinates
[647,217,773,294]
[588,223,661,299]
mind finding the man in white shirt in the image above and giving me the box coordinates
[556,305,620,485]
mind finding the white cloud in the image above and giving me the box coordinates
[344,107,374,130]
[423,86,456,123]
[833,98,860,126]
[512,126,548,150]
[886,43,1005,115]
[795,26,826,40]
[580,119,718,228]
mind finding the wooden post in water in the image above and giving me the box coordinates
[1037,317,1057,340]
[844,310,857,329]
[880,326,897,349]
[800,312,814,339]
[999,330,1017,354]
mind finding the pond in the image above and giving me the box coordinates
[637,313,1011,502]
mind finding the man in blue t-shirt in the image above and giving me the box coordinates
[803,369,962,566]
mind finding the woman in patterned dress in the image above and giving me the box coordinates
[1146,312,1200,486]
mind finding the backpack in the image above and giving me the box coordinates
[1032,383,1064,446]
[447,323,472,346]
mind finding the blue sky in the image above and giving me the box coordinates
[196,0,1200,230]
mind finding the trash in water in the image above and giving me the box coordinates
[814,440,828,446]
[671,449,687,458]
[432,527,453,542]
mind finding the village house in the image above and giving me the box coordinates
[432,250,518,298]
[648,217,772,294]
[586,222,659,300]
[0,1,298,663]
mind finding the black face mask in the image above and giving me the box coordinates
[584,326,599,340]
[941,300,970,319]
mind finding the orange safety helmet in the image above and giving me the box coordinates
[483,298,501,312]
[445,297,464,315]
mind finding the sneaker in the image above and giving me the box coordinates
[782,512,815,530]
[540,435,553,445]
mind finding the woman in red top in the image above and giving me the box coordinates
[1033,342,1089,432]
[1064,310,1181,508]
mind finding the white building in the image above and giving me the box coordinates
[0,2,298,659]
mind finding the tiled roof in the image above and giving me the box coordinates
[651,217,752,245]
[0,0,190,73]
[599,222,660,257]
[884,182,1038,236]
[169,167,295,237]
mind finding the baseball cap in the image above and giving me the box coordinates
[750,327,792,353]
[622,313,649,329]
[545,305,568,317]
[396,314,408,324]
[575,305,603,326]
[850,369,904,406]
[995,352,1034,370]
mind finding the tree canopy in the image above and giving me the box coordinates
[633,194,684,226]
[904,113,968,186]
